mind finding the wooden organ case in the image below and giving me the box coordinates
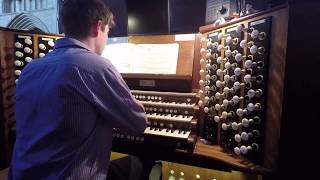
[199,17,273,164]
[0,27,62,167]
[193,4,288,178]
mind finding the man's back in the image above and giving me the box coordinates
[9,38,147,179]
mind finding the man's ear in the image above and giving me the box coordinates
[91,20,103,36]
[98,20,106,32]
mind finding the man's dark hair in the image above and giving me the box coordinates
[60,0,115,38]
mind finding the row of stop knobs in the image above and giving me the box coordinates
[205,40,265,57]
[14,39,54,59]
[199,24,266,157]
[200,63,264,82]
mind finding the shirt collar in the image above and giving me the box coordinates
[54,37,92,52]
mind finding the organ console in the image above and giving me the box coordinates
[0,3,290,178]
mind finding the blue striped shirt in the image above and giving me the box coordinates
[9,38,147,179]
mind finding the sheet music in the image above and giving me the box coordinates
[132,43,179,74]
[101,43,135,73]
[101,43,179,74]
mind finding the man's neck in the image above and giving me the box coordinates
[78,37,97,54]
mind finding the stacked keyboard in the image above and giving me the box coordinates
[113,90,199,152]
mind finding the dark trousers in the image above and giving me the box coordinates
[107,155,150,180]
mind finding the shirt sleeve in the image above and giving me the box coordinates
[66,62,147,135]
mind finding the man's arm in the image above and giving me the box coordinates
[67,64,147,135]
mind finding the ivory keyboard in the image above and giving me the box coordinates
[141,101,195,110]
[113,90,199,152]
[144,127,191,139]
[146,113,193,123]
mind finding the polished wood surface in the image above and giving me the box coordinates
[0,29,15,167]
[192,34,202,90]
[261,6,289,171]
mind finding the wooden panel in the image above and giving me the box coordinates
[192,34,202,90]
[0,29,15,167]
[128,34,195,76]
[261,6,288,171]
